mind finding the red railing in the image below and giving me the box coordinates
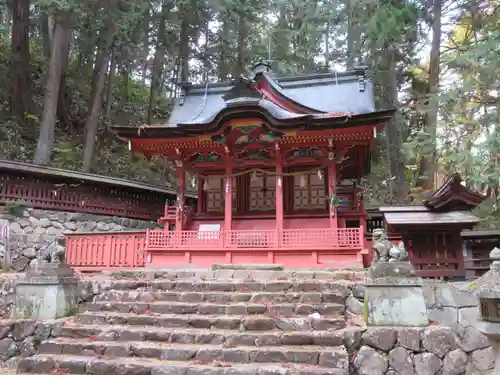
[145,227,364,251]
[66,231,146,271]
[66,227,365,271]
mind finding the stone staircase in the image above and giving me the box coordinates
[14,266,366,375]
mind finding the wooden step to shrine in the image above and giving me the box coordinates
[17,270,356,375]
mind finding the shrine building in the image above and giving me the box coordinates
[110,61,395,269]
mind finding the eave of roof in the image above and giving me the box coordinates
[110,107,396,140]
[384,210,480,226]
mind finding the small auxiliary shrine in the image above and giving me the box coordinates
[110,60,395,268]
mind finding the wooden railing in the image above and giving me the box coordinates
[66,227,365,271]
[0,160,196,220]
[66,231,146,271]
[145,227,364,250]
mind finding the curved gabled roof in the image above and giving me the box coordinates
[166,68,377,127]
[425,173,486,211]
[110,65,395,140]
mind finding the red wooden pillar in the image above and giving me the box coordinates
[275,146,283,247]
[197,175,203,215]
[328,164,338,228]
[175,164,185,231]
[224,160,232,232]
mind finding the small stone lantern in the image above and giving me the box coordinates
[475,247,500,373]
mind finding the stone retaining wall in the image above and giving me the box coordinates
[0,208,157,272]
[0,271,494,373]
[0,319,58,368]
[0,320,494,374]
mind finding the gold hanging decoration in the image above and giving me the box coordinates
[317,169,324,180]
[300,175,307,188]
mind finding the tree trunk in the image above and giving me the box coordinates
[218,16,229,81]
[141,2,150,84]
[10,0,32,121]
[235,12,247,77]
[324,21,330,72]
[346,0,361,70]
[40,12,52,59]
[82,0,115,172]
[382,45,409,202]
[416,0,442,190]
[56,30,72,129]
[148,1,168,124]
[178,11,189,83]
[33,12,71,165]
[104,48,117,119]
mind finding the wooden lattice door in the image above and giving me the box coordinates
[410,230,461,278]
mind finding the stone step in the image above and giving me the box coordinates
[74,311,346,331]
[39,338,348,368]
[97,268,365,282]
[95,290,347,305]
[94,279,352,293]
[18,354,349,375]
[55,323,350,346]
[212,264,285,270]
[83,300,345,317]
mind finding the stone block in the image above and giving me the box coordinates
[435,283,477,308]
[353,346,388,375]
[422,326,457,358]
[428,306,458,325]
[458,306,479,324]
[362,328,397,352]
[422,281,437,308]
[10,264,79,320]
[364,277,429,327]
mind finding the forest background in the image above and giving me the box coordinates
[0,0,499,225]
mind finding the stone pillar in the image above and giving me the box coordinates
[364,229,429,326]
[475,247,500,374]
[11,263,79,320]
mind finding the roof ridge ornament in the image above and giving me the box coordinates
[354,65,368,93]
[250,59,274,80]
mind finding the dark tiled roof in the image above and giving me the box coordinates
[168,70,375,126]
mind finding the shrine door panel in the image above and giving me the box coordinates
[205,177,237,213]
[249,173,276,212]
[410,231,460,277]
[293,171,326,211]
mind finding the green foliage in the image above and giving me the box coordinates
[6,199,28,217]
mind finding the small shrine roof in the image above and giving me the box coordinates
[382,207,480,226]
[379,174,485,227]
[424,173,486,211]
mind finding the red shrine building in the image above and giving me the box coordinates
[110,61,395,269]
